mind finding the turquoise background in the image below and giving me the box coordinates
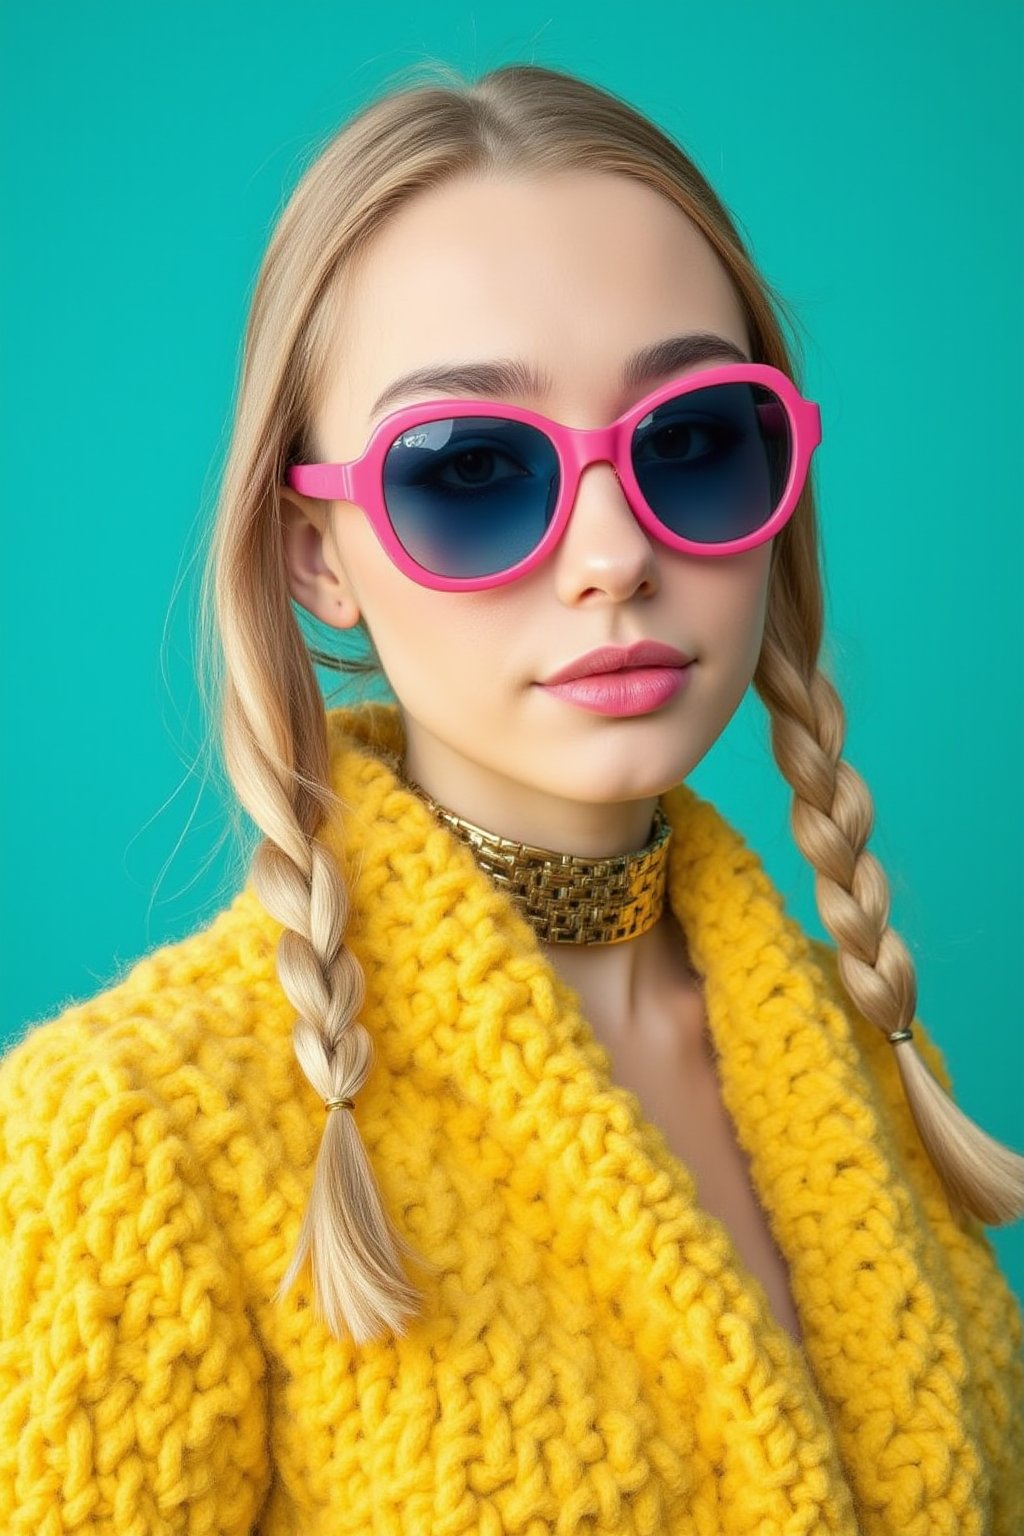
[1,3,1021,1302]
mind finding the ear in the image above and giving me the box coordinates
[278,488,362,630]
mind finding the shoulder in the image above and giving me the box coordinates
[0,883,296,1297]
[807,935,1024,1323]
[2,886,289,1120]
[0,891,281,1531]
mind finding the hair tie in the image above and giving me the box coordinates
[887,1028,914,1045]
[325,1096,355,1112]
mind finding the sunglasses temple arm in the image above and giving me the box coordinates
[288,463,348,500]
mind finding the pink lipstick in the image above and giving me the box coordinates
[538,642,694,718]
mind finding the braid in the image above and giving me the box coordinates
[212,479,423,1344]
[248,830,421,1341]
[756,624,1024,1225]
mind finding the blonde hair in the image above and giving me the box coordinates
[202,61,1024,1344]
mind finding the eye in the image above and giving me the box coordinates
[635,415,739,464]
[429,444,529,490]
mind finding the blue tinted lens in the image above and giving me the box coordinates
[382,417,559,578]
[632,382,792,543]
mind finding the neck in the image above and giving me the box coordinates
[538,906,703,1046]
[401,731,659,857]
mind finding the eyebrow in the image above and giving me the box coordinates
[368,331,751,419]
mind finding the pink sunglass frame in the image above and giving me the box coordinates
[285,361,823,592]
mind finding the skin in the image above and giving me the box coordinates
[279,169,774,1039]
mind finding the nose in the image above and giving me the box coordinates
[551,458,659,606]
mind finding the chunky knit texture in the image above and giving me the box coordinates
[1,702,1021,1535]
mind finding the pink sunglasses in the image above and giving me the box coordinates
[285,362,822,592]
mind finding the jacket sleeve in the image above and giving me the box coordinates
[0,1017,271,1535]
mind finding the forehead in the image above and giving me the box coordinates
[317,170,749,449]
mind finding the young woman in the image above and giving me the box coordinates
[1,62,1021,1536]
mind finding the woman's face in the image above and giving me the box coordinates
[281,169,772,851]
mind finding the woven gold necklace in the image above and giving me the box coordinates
[406,781,672,945]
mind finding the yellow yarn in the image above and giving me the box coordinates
[1,701,1020,1534]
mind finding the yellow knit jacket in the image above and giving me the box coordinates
[1,703,1021,1536]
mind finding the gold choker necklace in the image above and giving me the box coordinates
[406,783,672,945]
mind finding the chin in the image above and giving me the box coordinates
[544,749,702,808]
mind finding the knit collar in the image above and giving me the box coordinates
[304,702,983,1529]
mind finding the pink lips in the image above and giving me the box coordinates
[538,642,695,717]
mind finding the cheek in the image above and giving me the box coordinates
[323,514,423,680]
[330,514,521,701]
[681,549,772,667]
[740,560,772,658]
[356,577,445,688]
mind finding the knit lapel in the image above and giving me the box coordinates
[660,782,984,1528]
[322,704,983,1533]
